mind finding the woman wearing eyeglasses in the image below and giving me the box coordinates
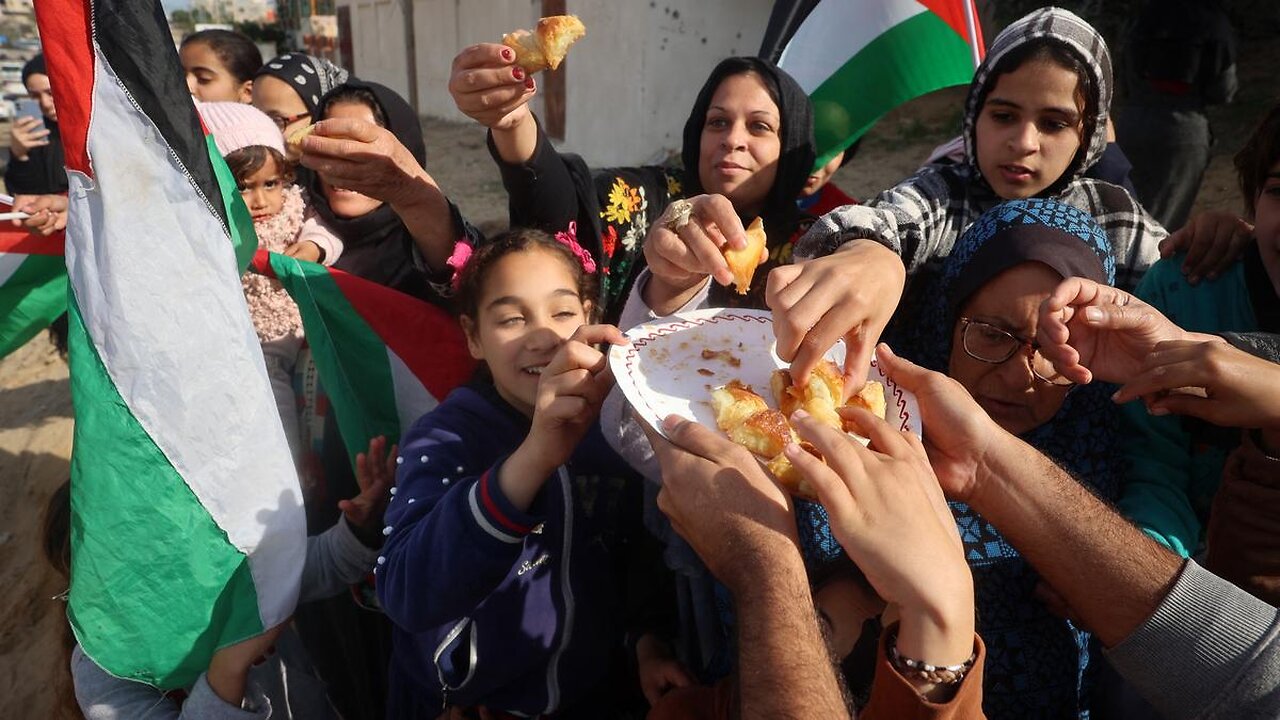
[253,54,350,160]
[882,198,1121,719]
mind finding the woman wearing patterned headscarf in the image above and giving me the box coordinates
[253,53,350,157]
[903,198,1121,719]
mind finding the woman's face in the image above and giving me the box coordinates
[948,262,1071,435]
[975,58,1085,199]
[1254,160,1280,291]
[320,100,386,218]
[697,72,782,217]
[252,74,311,158]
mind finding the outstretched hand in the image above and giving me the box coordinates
[1035,277,1215,385]
[341,435,398,534]
[767,240,905,391]
[1158,211,1253,284]
[1113,339,1280,429]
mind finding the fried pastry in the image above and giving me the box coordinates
[710,382,794,458]
[285,122,315,155]
[502,15,586,73]
[723,216,768,295]
[770,359,844,431]
[843,380,887,426]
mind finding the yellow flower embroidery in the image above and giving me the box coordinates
[666,173,682,198]
[602,178,642,225]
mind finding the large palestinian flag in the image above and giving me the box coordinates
[35,0,305,688]
[0,221,66,358]
[765,0,985,168]
[252,250,476,466]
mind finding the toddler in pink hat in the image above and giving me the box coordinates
[198,100,343,465]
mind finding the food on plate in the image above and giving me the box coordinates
[502,15,586,73]
[722,216,768,295]
[843,379,888,431]
[285,122,315,154]
[708,363,890,500]
[710,381,795,458]
[700,348,742,367]
[770,360,844,431]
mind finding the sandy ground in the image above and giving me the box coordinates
[3,35,1277,718]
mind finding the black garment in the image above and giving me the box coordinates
[491,57,815,320]
[5,118,68,195]
[308,79,479,302]
[1116,0,1237,230]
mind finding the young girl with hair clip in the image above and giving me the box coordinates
[180,29,263,103]
[376,229,681,718]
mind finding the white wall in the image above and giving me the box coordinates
[344,0,774,167]
[338,0,413,103]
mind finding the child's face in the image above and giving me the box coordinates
[975,59,1085,199]
[1254,160,1280,286]
[320,100,386,218]
[463,249,589,417]
[239,154,287,221]
[181,41,251,103]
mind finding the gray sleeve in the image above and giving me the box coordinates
[299,515,380,604]
[72,645,269,720]
[793,166,959,277]
[1105,561,1280,720]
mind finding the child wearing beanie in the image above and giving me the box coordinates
[198,100,343,464]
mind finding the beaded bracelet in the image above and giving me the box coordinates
[887,631,977,686]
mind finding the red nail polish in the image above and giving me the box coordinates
[526,77,535,90]
[513,66,524,80]
[501,48,513,61]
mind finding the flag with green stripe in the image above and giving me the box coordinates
[775,0,986,168]
[252,250,476,466]
[0,225,66,357]
[37,0,305,689]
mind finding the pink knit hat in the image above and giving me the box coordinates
[196,101,286,157]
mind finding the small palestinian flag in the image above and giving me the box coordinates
[769,0,986,168]
[0,223,66,358]
[252,250,476,466]
[36,0,304,688]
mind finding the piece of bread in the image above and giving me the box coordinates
[723,216,768,295]
[285,122,315,155]
[770,360,844,431]
[711,382,794,458]
[766,444,821,501]
[844,380,887,420]
[502,15,586,73]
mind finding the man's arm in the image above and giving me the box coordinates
[732,540,850,719]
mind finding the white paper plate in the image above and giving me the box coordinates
[610,308,921,441]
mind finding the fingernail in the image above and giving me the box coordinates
[525,77,536,90]
[1110,390,1121,402]
[512,66,524,80]
[1149,406,1170,416]
[501,48,513,61]
[791,408,810,421]
[661,415,682,431]
[783,442,802,458]
[1084,307,1103,323]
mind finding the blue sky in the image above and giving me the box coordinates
[161,0,190,11]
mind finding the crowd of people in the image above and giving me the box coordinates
[15,5,1280,720]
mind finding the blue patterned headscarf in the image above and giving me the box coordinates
[892,199,1123,719]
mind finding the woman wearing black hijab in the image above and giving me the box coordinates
[448,49,816,319]
[300,79,482,301]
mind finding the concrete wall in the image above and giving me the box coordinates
[342,0,774,166]
[338,0,413,102]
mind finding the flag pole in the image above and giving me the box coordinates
[963,0,983,68]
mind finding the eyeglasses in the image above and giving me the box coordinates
[959,318,1074,386]
[269,111,311,131]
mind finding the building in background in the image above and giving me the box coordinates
[279,0,338,60]
[334,0,773,167]
[189,0,274,24]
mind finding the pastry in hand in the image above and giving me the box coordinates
[502,15,586,73]
[766,444,822,501]
[722,216,768,295]
[771,359,844,431]
[285,123,315,155]
[843,380,887,431]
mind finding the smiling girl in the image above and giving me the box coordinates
[377,229,676,718]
